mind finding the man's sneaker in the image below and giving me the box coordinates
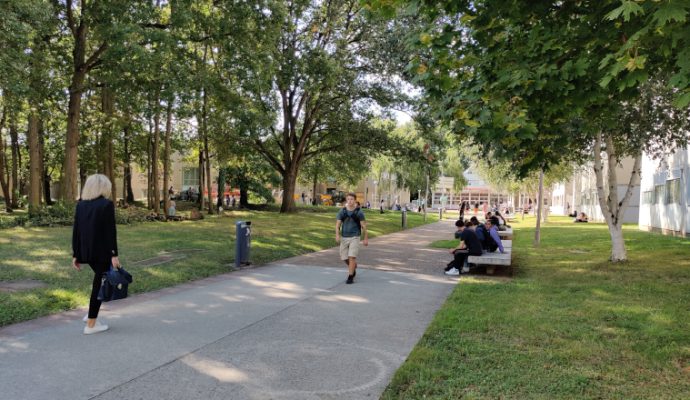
[445,267,460,276]
[346,274,354,284]
[83,321,109,335]
[461,265,470,274]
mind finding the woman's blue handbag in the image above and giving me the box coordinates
[97,266,133,302]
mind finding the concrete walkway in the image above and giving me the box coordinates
[0,220,457,400]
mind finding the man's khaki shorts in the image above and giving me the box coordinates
[339,236,360,260]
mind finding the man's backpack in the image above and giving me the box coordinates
[340,207,362,231]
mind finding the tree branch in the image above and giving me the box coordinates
[253,139,285,175]
[65,0,76,37]
[85,42,108,72]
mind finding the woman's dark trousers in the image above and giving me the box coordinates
[88,262,109,319]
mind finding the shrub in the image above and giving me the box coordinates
[114,206,150,224]
[26,203,75,227]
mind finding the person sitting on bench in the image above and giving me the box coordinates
[484,216,505,253]
[445,220,483,276]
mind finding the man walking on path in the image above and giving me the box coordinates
[336,192,368,284]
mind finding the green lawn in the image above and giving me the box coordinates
[0,207,436,326]
[383,216,690,399]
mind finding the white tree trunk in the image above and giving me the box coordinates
[534,169,544,246]
[592,133,642,262]
[609,222,627,262]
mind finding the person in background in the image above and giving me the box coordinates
[72,174,120,335]
[575,212,588,222]
[494,210,507,227]
[168,200,177,217]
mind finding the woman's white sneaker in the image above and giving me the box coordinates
[83,322,109,335]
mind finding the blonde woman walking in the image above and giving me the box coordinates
[72,174,120,334]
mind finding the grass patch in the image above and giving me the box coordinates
[382,216,690,399]
[0,207,436,326]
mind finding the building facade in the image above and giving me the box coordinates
[550,158,640,223]
[639,148,689,236]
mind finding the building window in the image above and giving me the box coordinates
[654,185,665,204]
[665,179,681,205]
[183,168,199,189]
[642,191,654,205]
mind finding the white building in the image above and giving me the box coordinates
[639,149,689,236]
[550,158,640,223]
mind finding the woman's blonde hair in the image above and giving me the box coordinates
[80,174,112,201]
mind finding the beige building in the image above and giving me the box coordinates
[125,153,220,201]
[281,173,411,208]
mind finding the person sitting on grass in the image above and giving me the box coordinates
[445,221,483,276]
[167,200,177,218]
[483,216,505,253]
[575,212,588,223]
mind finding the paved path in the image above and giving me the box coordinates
[0,220,456,400]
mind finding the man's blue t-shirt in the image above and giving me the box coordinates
[337,207,366,237]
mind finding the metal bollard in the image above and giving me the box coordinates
[402,210,407,229]
[438,208,443,220]
[235,220,252,268]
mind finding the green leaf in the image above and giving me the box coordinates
[652,3,688,26]
[599,75,614,88]
[672,90,690,108]
[605,1,644,22]
[464,119,481,127]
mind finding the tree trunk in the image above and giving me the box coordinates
[280,169,298,213]
[608,222,627,262]
[38,118,52,206]
[534,168,544,246]
[78,159,87,196]
[9,118,20,208]
[152,98,161,214]
[101,87,116,201]
[62,70,86,202]
[592,133,642,262]
[123,125,134,204]
[162,101,172,217]
[146,122,153,209]
[0,108,11,211]
[200,88,213,215]
[239,185,249,208]
[312,168,318,205]
[216,168,225,209]
[27,113,42,215]
[198,149,205,210]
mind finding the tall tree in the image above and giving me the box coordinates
[230,0,408,212]
[392,0,690,261]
